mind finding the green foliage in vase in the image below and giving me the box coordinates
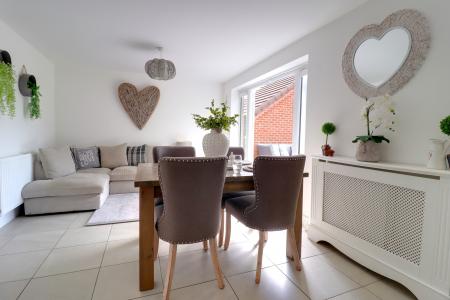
[192,100,239,132]
[440,116,450,136]
[321,122,336,145]
[28,80,41,119]
[0,62,16,117]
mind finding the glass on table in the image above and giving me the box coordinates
[233,155,243,173]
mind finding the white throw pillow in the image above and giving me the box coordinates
[99,143,128,169]
[39,146,76,179]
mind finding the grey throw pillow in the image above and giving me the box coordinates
[71,147,101,169]
[99,144,128,169]
[39,146,76,179]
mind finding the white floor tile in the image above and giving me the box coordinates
[218,242,273,276]
[93,261,163,300]
[0,230,65,255]
[329,287,380,300]
[366,279,417,300]
[278,255,360,300]
[19,268,98,300]
[320,251,381,286]
[68,212,94,229]
[0,250,49,283]
[102,238,138,266]
[108,222,139,241]
[159,249,217,289]
[56,225,111,248]
[0,280,28,300]
[141,280,238,300]
[228,266,309,300]
[35,243,105,277]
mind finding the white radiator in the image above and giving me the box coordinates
[0,153,33,215]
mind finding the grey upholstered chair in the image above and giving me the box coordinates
[223,155,306,283]
[155,157,227,300]
[152,146,196,163]
[219,146,254,247]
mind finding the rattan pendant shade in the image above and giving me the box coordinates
[145,58,176,81]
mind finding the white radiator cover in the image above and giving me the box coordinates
[309,156,450,300]
[0,153,33,216]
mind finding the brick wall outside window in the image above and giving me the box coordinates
[254,88,294,155]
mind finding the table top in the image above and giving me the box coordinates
[135,162,309,188]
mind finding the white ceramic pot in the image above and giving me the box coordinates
[355,141,381,162]
[202,129,229,157]
[426,138,448,170]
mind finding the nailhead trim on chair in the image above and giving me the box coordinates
[157,157,227,244]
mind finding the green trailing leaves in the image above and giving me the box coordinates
[28,80,41,119]
[0,62,16,117]
[193,100,239,132]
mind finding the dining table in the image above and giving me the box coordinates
[134,162,309,291]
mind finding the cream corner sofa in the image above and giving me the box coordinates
[21,159,139,215]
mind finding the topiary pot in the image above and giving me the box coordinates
[19,74,36,97]
[0,50,12,65]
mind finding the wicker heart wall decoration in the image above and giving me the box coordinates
[118,83,160,130]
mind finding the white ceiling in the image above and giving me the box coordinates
[0,0,366,82]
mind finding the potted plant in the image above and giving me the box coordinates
[352,95,396,162]
[28,79,41,119]
[321,122,336,156]
[427,116,450,170]
[193,100,239,156]
[0,51,16,117]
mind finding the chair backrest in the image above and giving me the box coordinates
[157,157,227,243]
[227,147,245,159]
[152,146,195,163]
[256,144,292,156]
[245,155,306,230]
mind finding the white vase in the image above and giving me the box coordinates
[426,139,448,170]
[355,141,381,162]
[202,129,229,157]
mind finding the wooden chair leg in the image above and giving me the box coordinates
[224,211,232,250]
[203,240,209,251]
[154,228,159,260]
[287,227,301,271]
[264,231,268,242]
[218,208,225,247]
[163,244,177,300]
[255,231,265,284]
[209,238,225,289]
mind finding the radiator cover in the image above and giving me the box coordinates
[322,171,425,266]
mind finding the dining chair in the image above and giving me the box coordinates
[155,157,227,300]
[223,155,306,283]
[218,146,254,247]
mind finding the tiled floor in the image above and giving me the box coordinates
[0,212,417,300]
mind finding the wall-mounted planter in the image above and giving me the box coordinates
[0,50,12,65]
[19,74,36,97]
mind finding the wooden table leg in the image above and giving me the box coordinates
[139,185,155,291]
[286,179,303,260]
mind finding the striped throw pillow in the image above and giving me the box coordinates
[127,145,147,166]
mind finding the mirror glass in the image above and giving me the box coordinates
[354,27,411,87]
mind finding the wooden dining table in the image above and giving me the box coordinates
[135,163,308,291]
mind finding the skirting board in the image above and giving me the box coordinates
[0,205,21,229]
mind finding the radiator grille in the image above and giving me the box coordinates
[322,172,425,265]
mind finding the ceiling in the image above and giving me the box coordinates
[0,0,366,82]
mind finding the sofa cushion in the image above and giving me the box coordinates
[77,167,111,175]
[22,173,109,199]
[99,144,128,169]
[109,166,137,181]
[127,145,148,166]
[39,146,76,179]
[71,146,101,169]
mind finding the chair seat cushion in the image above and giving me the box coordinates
[222,191,254,208]
[109,166,137,181]
[22,173,109,199]
[224,195,255,224]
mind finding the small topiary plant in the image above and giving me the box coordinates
[322,122,336,145]
[440,115,450,137]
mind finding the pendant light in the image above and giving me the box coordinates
[145,47,176,80]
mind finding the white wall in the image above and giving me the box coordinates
[224,0,450,219]
[55,63,222,155]
[0,19,55,158]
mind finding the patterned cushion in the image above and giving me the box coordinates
[127,145,147,166]
[71,147,101,170]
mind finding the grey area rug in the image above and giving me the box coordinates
[86,193,139,226]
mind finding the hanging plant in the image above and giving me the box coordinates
[0,61,16,117]
[28,79,41,119]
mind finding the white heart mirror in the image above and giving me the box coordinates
[343,9,430,98]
